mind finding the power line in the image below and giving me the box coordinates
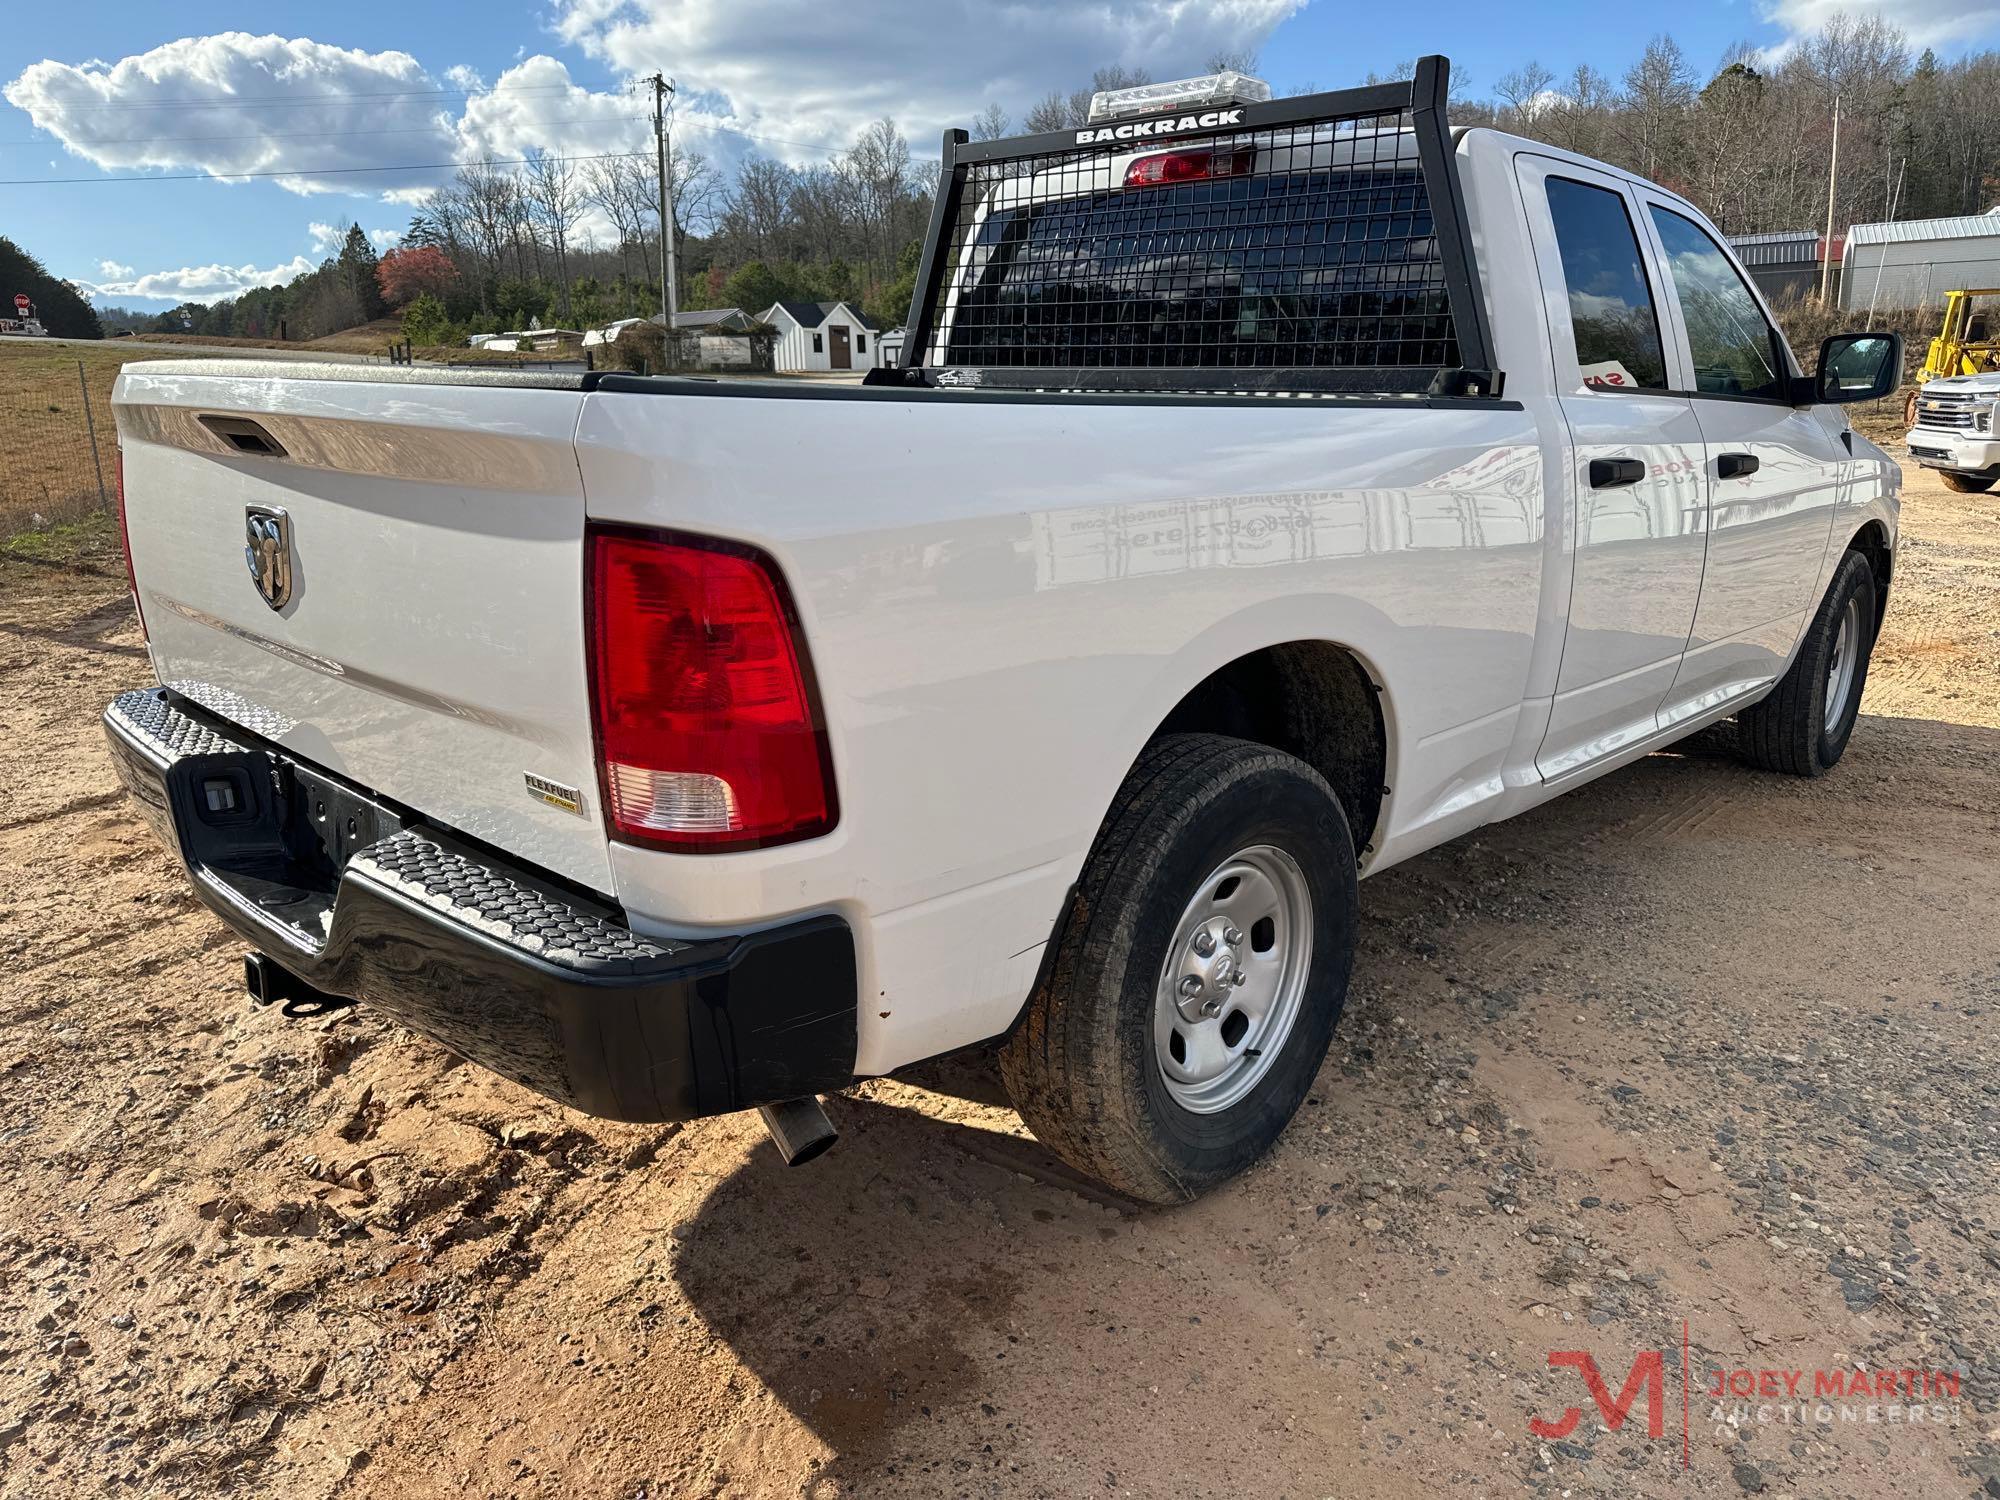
[0,148,651,187]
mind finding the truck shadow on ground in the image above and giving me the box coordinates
[663,710,1992,1492]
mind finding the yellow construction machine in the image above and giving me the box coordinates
[1906,288,2000,425]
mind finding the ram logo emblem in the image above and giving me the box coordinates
[243,505,293,611]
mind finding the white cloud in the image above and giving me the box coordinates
[550,0,1305,163]
[83,255,319,302]
[1759,0,2000,50]
[454,54,645,159]
[4,33,649,210]
[443,56,648,242]
[15,5,1308,289]
[98,259,134,279]
[3,32,457,196]
[369,226,404,248]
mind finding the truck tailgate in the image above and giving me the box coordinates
[114,364,613,894]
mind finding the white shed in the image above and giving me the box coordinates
[759,300,883,372]
[1841,210,2000,312]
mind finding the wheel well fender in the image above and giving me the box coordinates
[1132,627,1395,856]
[1846,518,1892,635]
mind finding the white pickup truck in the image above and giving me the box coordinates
[1907,372,2000,491]
[105,59,1901,1202]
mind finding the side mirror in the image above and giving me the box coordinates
[1802,332,1902,405]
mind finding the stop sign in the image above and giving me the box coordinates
[11,294,25,311]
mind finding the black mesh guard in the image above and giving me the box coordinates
[900,59,1497,398]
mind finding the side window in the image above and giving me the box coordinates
[1647,206,1786,400]
[1544,177,1669,392]
[812,332,823,354]
[856,334,866,353]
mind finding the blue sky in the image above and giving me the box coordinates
[7,0,1998,309]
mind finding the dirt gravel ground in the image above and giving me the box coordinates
[1,458,1997,1500]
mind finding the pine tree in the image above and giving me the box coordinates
[337,224,384,322]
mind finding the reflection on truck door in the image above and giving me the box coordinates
[1518,156,1707,779]
[1638,196,1849,723]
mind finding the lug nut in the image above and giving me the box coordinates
[1179,975,1203,998]
[1192,931,1216,957]
[1223,926,1243,946]
[1200,998,1222,1017]
[1230,969,1247,987]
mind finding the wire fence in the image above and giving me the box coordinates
[2,360,115,535]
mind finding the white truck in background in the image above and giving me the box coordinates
[1907,372,2000,491]
[104,59,1900,1203]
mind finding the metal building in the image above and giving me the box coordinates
[1728,230,1834,307]
[1842,211,2000,312]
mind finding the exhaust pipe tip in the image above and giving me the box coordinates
[757,1097,838,1166]
[243,951,354,1019]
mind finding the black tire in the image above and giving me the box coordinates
[1940,470,1996,493]
[1737,549,1877,777]
[999,733,1357,1204]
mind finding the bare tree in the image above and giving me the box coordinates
[970,103,1010,141]
[1024,65,1154,132]
[845,118,913,274]
[1618,35,1697,181]
[726,156,797,262]
[525,148,585,320]
[1494,61,1556,127]
[455,158,519,312]
[790,161,855,266]
[584,155,642,292]
[670,142,722,241]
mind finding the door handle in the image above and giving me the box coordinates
[1588,457,1646,489]
[1717,452,1760,479]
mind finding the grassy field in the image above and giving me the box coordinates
[131,318,586,366]
[122,316,407,356]
[0,342,201,534]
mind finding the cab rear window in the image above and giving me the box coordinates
[903,62,1500,396]
[943,165,1459,374]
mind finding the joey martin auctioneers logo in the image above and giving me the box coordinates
[1528,1323,1965,1467]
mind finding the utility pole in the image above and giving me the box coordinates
[649,72,679,324]
[1820,95,1841,305]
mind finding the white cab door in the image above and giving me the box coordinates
[1634,195,1851,724]
[1516,156,1708,780]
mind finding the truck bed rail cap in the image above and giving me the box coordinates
[116,358,589,391]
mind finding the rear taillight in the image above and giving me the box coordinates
[586,525,835,852]
[116,450,146,639]
[1124,146,1254,188]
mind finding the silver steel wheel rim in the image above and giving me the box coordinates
[1824,595,1862,735]
[1153,844,1313,1115]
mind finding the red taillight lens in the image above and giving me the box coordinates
[587,525,835,852]
[1124,147,1254,188]
[116,450,146,639]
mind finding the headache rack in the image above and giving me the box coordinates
[874,55,1500,400]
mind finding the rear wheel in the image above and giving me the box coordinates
[1940,470,1996,493]
[1737,550,1877,777]
[999,734,1357,1204]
